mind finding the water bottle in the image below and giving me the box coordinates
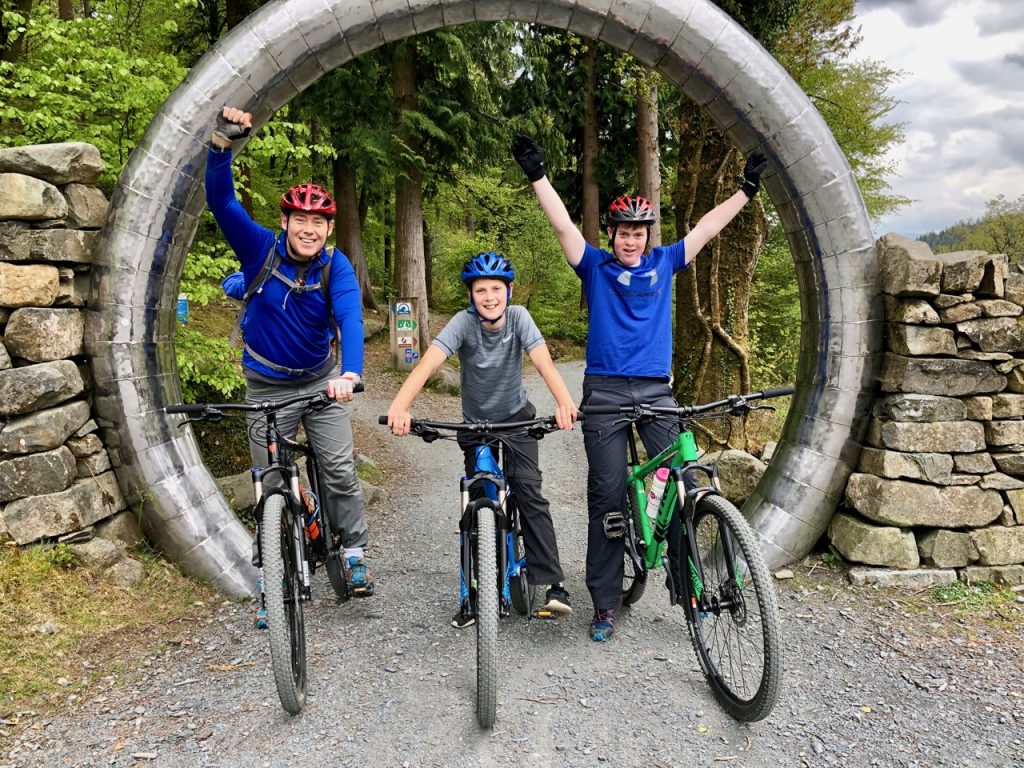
[646,467,670,520]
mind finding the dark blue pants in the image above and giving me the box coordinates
[581,375,681,611]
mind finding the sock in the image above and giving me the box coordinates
[343,547,364,560]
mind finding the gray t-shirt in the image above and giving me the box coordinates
[432,306,545,422]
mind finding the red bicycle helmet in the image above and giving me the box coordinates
[281,183,336,216]
[607,195,656,224]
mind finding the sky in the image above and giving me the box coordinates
[852,0,1024,238]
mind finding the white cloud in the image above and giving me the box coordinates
[851,0,1024,236]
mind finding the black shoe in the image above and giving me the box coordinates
[451,604,476,629]
[591,608,616,642]
[542,585,572,617]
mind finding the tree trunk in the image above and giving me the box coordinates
[636,71,661,248]
[424,219,434,307]
[333,154,381,312]
[58,0,73,20]
[392,40,430,351]
[383,194,392,290]
[671,106,767,444]
[1,0,33,63]
[581,44,600,249]
[225,0,239,29]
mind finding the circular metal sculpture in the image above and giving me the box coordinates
[87,0,879,596]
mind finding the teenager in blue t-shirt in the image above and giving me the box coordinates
[512,134,767,642]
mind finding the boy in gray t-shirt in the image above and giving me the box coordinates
[386,252,577,628]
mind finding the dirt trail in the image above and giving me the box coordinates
[4,360,1024,768]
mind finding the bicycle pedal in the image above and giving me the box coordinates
[602,511,626,539]
[532,609,558,620]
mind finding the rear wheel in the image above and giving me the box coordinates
[261,494,307,715]
[682,493,781,722]
[475,501,498,729]
[509,509,532,615]
[621,494,646,606]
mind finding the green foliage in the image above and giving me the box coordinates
[920,195,1024,264]
[46,543,77,570]
[750,223,801,387]
[0,3,186,189]
[174,325,245,402]
[179,233,237,305]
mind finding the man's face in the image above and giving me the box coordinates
[608,222,650,267]
[281,211,334,261]
[469,278,510,322]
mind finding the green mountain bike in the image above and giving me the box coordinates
[580,386,792,722]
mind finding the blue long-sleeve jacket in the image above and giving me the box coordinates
[205,147,364,380]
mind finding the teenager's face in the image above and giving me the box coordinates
[281,211,334,261]
[608,222,650,267]
[469,278,510,323]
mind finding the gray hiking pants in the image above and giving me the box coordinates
[245,373,368,550]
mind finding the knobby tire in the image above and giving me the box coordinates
[683,494,781,722]
[475,501,498,728]
[261,494,307,715]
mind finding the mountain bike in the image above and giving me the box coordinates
[378,413,559,728]
[580,386,792,722]
[166,389,360,715]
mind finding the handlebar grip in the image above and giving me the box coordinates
[579,405,624,415]
[354,383,365,393]
[165,404,206,414]
[377,415,388,425]
[761,385,795,399]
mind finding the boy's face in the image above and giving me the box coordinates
[281,211,334,261]
[469,277,510,322]
[608,222,650,267]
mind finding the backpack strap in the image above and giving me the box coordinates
[232,242,342,379]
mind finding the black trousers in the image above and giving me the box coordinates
[458,401,565,587]
[581,375,685,610]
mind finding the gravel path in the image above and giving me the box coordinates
[5,361,1024,768]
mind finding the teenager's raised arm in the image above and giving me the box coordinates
[512,135,586,268]
[385,345,448,436]
[682,152,767,266]
[527,343,578,431]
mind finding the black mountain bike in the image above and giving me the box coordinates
[167,389,358,714]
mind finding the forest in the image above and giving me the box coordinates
[2,0,913,408]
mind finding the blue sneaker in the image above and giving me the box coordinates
[345,556,375,597]
[590,608,616,642]
[254,607,268,630]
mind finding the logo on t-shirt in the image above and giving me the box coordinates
[615,268,660,297]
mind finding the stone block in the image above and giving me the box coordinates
[917,529,980,568]
[0,263,59,308]
[986,421,1024,448]
[970,526,1024,566]
[957,316,1024,353]
[1005,274,1024,307]
[75,450,112,478]
[24,229,101,264]
[977,299,1022,318]
[937,250,992,293]
[0,362,85,417]
[992,394,1024,418]
[879,353,1005,396]
[873,394,966,423]
[887,324,957,356]
[70,537,144,588]
[66,432,103,457]
[0,471,125,544]
[62,184,108,229]
[953,452,996,474]
[857,447,953,484]
[94,509,144,549]
[878,234,941,297]
[0,142,103,185]
[938,302,983,324]
[829,511,919,568]
[700,449,765,506]
[879,420,985,454]
[3,307,85,362]
[0,221,29,260]
[845,473,1003,528]
[883,296,939,325]
[960,564,1024,586]
[994,453,1024,475]
[963,397,993,421]
[54,268,90,307]
[0,399,90,454]
[0,173,67,221]
[848,567,957,588]
[0,446,76,501]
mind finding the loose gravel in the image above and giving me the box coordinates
[4,361,1023,768]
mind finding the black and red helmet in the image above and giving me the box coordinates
[281,183,336,216]
[607,195,656,225]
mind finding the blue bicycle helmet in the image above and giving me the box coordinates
[460,252,516,286]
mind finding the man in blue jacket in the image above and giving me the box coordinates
[207,106,373,599]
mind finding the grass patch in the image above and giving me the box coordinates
[930,580,1017,611]
[0,542,216,712]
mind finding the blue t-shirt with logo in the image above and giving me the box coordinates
[573,240,689,379]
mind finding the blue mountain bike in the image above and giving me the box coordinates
[379,414,558,728]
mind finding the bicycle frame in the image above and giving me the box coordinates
[458,446,513,615]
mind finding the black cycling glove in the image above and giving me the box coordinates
[213,111,252,142]
[741,152,768,198]
[512,134,546,183]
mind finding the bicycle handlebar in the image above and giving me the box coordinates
[579,385,795,419]
[165,384,364,417]
[377,415,556,431]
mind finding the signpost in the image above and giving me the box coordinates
[389,298,420,371]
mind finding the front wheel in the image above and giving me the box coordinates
[682,493,781,722]
[475,501,498,728]
[261,494,307,715]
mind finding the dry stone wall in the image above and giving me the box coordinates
[833,234,1024,587]
[0,143,141,587]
